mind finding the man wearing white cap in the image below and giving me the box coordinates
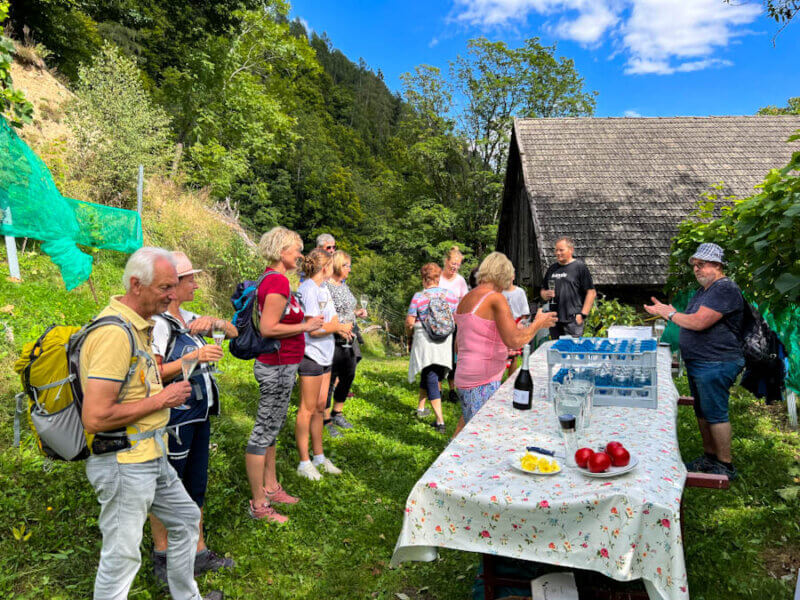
[645,243,744,480]
[149,251,238,584]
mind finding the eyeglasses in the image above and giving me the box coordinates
[691,260,708,270]
[325,245,337,251]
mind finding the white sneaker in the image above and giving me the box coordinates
[296,462,322,481]
[315,458,342,475]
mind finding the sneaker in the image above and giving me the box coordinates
[314,457,342,475]
[684,455,716,472]
[332,413,354,429]
[151,550,168,585]
[263,484,299,505]
[415,408,431,418]
[203,592,224,600]
[706,460,738,481]
[431,422,446,434]
[248,500,289,523]
[194,549,235,575]
[296,462,322,481]
[325,422,342,438]
[448,390,460,404]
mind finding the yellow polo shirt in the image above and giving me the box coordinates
[79,296,167,464]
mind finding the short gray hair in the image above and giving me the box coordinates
[316,233,335,248]
[122,247,175,292]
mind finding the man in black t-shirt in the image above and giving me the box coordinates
[644,243,744,481]
[540,237,596,339]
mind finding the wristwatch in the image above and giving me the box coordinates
[667,310,677,322]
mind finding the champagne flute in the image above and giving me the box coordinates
[181,346,199,381]
[210,323,225,374]
[548,279,557,298]
[654,318,666,345]
[341,315,354,349]
[317,289,329,314]
[360,294,369,313]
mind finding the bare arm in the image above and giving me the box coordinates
[155,344,223,382]
[81,379,191,434]
[491,295,557,348]
[644,297,723,331]
[259,293,322,338]
[405,315,416,336]
[309,314,350,337]
[576,289,597,325]
[188,316,238,339]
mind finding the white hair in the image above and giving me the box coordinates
[316,233,335,248]
[122,247,176,292]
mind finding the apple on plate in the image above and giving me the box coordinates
[605,441,623,454]
[608,445,630,467]
[588,451,612,473]
[574,447,594,469]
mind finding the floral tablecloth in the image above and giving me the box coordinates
[391,344,689,600]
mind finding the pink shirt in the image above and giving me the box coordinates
[438,273,469,301]
[454,292,508,389]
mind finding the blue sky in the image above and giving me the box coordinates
[290,0,800,117]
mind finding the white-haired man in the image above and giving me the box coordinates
[316,233,336,253]
[80,247,222,600]
[645,243,744,480]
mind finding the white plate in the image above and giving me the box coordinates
[508,452,562,476]
[576,455,638,478]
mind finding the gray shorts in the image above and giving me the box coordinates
[246,362,299,455]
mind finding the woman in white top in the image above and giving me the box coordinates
[295,249,353,480]
[438,246,468,403]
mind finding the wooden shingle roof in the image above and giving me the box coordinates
[514,116,800,286]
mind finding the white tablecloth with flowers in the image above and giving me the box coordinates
[391,344,688,600]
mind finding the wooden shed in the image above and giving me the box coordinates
[496,116,800,298]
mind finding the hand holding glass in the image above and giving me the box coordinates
[181,346,199,381]
[210,322,225,373]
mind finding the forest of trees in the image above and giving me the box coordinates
[5,0,597,321]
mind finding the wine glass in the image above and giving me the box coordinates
[181,346,199,381]
[548,279,557,298]
[317,289,329,314]
[360,294,369,313]
[210,323,225,374]
[340,314,354,348]
[653,319,666,345]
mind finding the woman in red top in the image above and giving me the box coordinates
[245,227,323,523]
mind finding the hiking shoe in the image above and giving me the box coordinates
[297,462,322,481]
[431,422,446,434]
[263,484,299,505]
[415,408,431,418]
[332,413,354,429]
[325,422,342,438]
[684,455,716,472]
[151,550,168,585]
[706,460,738,481]
[448,390,460,404]
[203,592,224,600]
[194,549,235,575]
[248,500,288,523]
[314,457,342,475]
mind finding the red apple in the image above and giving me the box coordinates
[609,446,630,467]
[574,448,594,469]
[588,452,612,473]
[606,441,623,455]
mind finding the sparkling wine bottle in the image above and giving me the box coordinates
[513,344,532,410]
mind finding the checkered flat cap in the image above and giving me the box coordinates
[689,243,726,265]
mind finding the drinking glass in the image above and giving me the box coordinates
[341,315,354,349]
[317,289,330,314]
[181,346,199,381]
[548,279,556,298]
[360,294,369,313]
[653,319,667,345]
[210,323,225,374]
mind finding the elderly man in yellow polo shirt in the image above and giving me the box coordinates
[80,247,222,600]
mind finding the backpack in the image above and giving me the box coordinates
[739,298,782,365]
[228,271,281,360]
[420,290,455,342]
[13,316,144,461]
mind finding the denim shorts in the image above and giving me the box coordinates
[685,359,744,424]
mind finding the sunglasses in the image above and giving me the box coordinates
[325,245,337,251]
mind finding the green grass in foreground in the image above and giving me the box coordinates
[0,250,798,599]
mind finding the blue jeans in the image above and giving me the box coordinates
[685,359,744,424]
[86,453,202,600]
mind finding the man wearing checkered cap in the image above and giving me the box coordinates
[645,243,745,480]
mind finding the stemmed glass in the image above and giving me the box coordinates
[317,289,330,315]
[653,318,667,345]
[178,347,198,410]
[341,315,354,349]
[210,322,225,374]
[359,294,369,314]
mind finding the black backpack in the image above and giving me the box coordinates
[229,271,281,360]
[739,298,780,365]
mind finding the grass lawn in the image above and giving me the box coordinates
[0,251,798,599]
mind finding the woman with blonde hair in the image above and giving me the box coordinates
[295,249,353,479]
[245,227,323,522]
[439,246,469,404]
[406,262,459,433]
[322,250,366,437]
[454,252,557,434]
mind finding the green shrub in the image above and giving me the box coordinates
[583,294,644,337]
[65,42,172,207]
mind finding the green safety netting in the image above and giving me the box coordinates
[663,288,799,393]
[0,117,142,290]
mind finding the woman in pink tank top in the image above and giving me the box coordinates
[454,252,556,434]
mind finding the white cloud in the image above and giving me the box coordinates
[449,0,762,75]
[623,109,641,117]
